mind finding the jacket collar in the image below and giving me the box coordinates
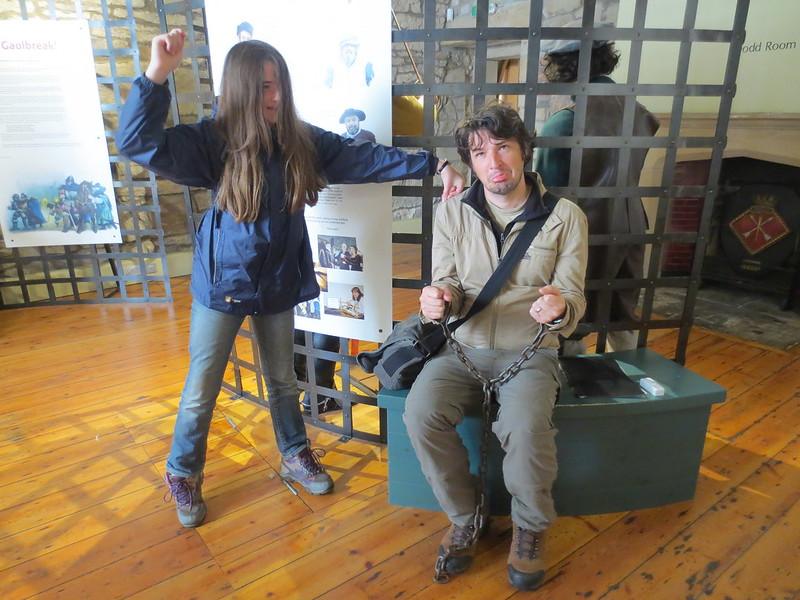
[461,172,556,223]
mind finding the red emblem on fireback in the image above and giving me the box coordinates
[728,201,790,255]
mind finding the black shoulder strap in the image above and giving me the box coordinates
[448,190,558,332]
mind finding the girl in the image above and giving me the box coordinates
[116,29,463,527]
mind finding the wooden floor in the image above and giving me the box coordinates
[2,276,799,599]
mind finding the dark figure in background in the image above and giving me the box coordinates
[318,239,335,268]
[534,34,659,353]
[294,330,341,414]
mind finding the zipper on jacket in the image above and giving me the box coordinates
[491,220,512,350]
[212,228,221,285]
[491,222,524,349]
[472,205,517,350]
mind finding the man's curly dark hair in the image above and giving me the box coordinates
[542,43,621,83]
[455,102,535,167]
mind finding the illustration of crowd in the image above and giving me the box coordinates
[8,176,117,234]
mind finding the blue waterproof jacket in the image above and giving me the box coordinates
[116,76,437,316]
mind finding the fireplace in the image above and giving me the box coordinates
[663,157,800,308]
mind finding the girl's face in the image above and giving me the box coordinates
[261,62,281,124]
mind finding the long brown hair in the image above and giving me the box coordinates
[215,41,326,221]
[542,43,621,83]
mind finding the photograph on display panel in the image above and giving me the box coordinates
[295,298,322,320]
[324,283,365,320]
[317,234,364,272]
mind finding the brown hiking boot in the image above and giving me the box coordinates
[435,522,479,580]
[434,512,490,583]
[507,524,546,591]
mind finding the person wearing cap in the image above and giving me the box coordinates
[535,31,659,354]
[324,36,375,89]
[340,108,376,144]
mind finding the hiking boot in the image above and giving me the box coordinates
[507,524,546,591]
[301,392,341,415]
[164,472,207,528]
[433,508,492,582]
[279,443,333,495]
[435,522,480,578]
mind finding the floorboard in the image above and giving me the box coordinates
[2,276,798,599]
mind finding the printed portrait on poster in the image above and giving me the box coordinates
[324,35,375,90]
[324,283,365,320]
[339,108,376,144]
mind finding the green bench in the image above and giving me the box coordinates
[378,348,725,516]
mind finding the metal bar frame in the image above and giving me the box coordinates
[0,0,172,308]
[390,0,749,364]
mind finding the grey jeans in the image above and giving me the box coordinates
[403,345,560,532]
[167,301,307,478]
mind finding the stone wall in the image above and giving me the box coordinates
[390,1,472,224]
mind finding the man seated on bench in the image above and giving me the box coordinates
[403,104,588,591]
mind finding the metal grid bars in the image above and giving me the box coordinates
[291,332,386,446]
[218,322,383,444]
[390,0,749,363]
[0,0,172,308]
[157,0,215,235]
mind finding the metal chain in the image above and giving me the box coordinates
[432,320,548,584]
[443,322,549,389]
